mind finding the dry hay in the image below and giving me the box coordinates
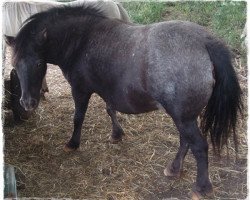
[3,44,247,200]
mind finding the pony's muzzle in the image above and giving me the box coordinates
[20,97,38,111]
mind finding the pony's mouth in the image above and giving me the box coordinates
[20,98,38,111]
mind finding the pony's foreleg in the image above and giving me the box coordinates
[64,91,91,152]
[106,104,124,143]
[164,134,189,178]
[175,120,213,199]
[40,77,49,99]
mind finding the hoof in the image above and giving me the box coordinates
[110,137,123,144]
[191,191,214,200]
[63,143,78,152]
[191,185,214,200]
[110,131,125,144]
[191,191,202,200]
[164,165,181,178]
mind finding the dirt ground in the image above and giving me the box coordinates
[3,36,248,200]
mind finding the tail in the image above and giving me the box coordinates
[201,38,243,154]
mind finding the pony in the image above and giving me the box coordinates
[3,0,130,95]
[6,5,242,199]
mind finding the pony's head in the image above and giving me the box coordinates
[6,4,107,111]
[6,28,48,111]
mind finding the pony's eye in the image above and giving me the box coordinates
[37,62,43,68]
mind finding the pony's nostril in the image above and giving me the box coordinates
[30,98,38,108]
[20,98,25,108]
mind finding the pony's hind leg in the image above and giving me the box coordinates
[106,104,125,143]
[173,119,213,199]
[164,134,189,178]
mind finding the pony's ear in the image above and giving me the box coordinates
[4,35,15,46]
[37,28,47,44]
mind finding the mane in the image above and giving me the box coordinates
[13,5,108,66]
[26,4,107,24]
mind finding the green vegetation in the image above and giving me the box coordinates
[123,1,246,55]
[123,2,166,24]
[211,2,246,53]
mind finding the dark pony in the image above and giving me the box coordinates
[7,5,242,199]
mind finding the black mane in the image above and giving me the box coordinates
[13,5,108,66]
[27,4,107,25]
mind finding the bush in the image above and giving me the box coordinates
[123,1,246,55]
[211,2,246,53]
[122,2,166,24]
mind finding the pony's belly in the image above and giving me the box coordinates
[106,91,159,114]
[112,101,158,114]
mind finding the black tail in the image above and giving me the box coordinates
[201,38,243,153]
